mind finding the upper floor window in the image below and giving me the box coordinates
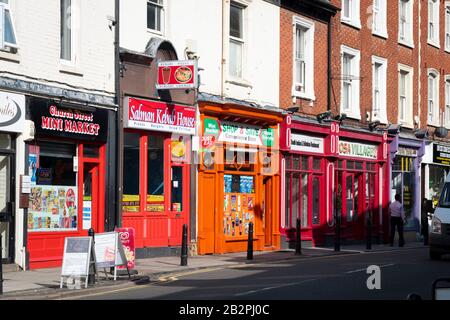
[341,46,361,120]
[372,56,387,123]
[293,17,315,100]
[399,0,413,47]
[428,69,439,125]
[341,0,361,29]
[0,0,17,49]
[147,0,163,33]
[372,0,387,38]
[428,0,439,47]
[60,0,72,61]
[446,77,450,128]
[446,4,450,51]
[229,2,244,79]
[398,65,413,127]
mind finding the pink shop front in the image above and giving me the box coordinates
[279,116,392,247]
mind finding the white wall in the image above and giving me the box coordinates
[0,0,115,96]
[120,0,280,107]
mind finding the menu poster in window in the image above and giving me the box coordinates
[28,185,78,232]
[122,194,140,212]
[29,154,38,184]
[224,175,232,193]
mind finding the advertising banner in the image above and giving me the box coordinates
[124,97,196,135]
[433,143,450,165]
[338,140,378,159]
[290,133,324,154]
[116,227,136,270]
[156,60,197,90]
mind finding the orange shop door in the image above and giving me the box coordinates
[198,173,216,254]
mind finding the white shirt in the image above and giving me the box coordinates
[389,201,405,220]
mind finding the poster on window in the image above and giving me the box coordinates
[28,185,78,232]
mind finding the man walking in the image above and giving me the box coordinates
[389,194,406,247]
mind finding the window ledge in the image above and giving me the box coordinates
[225,78,253,89]
[398,38,414,49]
[59,64,83,77]
[445,47,450,54]
[341,19,361,30]
[400,121,414,129]
[342,111,361,121]
[0,49,20,63]
[146,29,164,37]
[373,116,388,125]
[372,30,388,39]
[427,121,441,128]
[292,91,316,101]
[428,40,440,49]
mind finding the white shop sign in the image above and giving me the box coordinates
[290,133,324,154]
[0,91,25,133]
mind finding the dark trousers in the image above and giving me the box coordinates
[390,217,405,246]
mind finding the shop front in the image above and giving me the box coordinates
[0,91,25,264]
[197,101,282,254]
[423,142,450,207]
[121,97,195,249]
[26,97,109,269]
[280,117,390,246]
[390,135,424,233]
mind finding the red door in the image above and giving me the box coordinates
[83,163,100,232]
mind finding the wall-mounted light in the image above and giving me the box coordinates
[368,120,381,132]
[286,106,300,114]
[386,124,402,135]
[414,128,429,139]
[435,126,449,138]
[316,111,332,123]
[334,113,347,122]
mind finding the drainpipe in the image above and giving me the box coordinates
[327,13,332,112]
[115,0,122,229]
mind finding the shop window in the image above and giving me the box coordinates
[346,175,353,222]
[122,132,140,212]
[292,174,299,226]
[347,161,355,170]
[392,156,415,228]
[28,142,77,232]
[223,174,255,237]
[83,145,99,158]
[146,135,164,212]
[313,158,321,171]
[355,161,363,170]
[285,155,292,170]
[338,160,343,169]
[312,178,320,225]
[285,173,291,228]
[224,148,256,172]
[171,166,183,212]
[429,165,449,206]
[292,156,300,170]
[301,174,308,227]
[0,133,11,149]
[301,156,309,170]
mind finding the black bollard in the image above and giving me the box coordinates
[247,222,254,260]
[366,212,372,250]
[181,224,188,266]
[0,232,3,295]
[335,213,341,252]
[88,228,96,285]
[295,218,302,255]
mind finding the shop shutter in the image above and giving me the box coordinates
[38,141,76,159]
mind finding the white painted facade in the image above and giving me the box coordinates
[0,0,115,269]
[0,0,115,95]
[120,0,280,107]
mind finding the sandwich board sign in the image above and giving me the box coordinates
[60,236,94,289]
[93,232,130,280]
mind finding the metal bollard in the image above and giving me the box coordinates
[88,228,96,285]
[295,218,302,255]
[0,232,3,295]
[366,212,372,250]
[247,222,254,260]
[181,224,188,266]
[334,213,341,252]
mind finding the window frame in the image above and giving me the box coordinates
[60,0,80,66]
[398,0,414,48]
[0,0,18,50]
[398,64,414,128]
[428,69,440,126]
[372,0,387,38]
[292,16,315,101]
[428,0,440,48]
[445,76,450,128]
[341,0,361,29]
[446,2,450,52]
[340,45,361,120]
[146,0,164,35]
[372,56,387,124]
[228,1,246,80]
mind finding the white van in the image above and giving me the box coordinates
[430,174,450,260]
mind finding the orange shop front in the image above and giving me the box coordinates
[197,102,283,255]
[121,97,195,250]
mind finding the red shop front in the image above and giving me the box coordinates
[280,116,390,247]
[26,97,109,269]
[121,97,195,249]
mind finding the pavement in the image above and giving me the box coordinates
[0,241,428,300]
